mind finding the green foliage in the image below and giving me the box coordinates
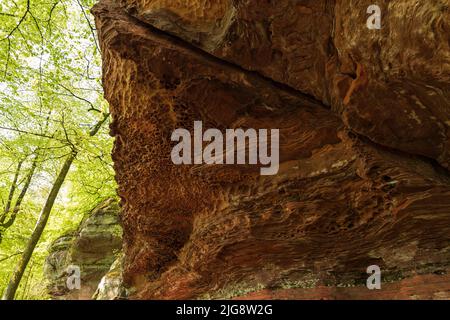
[0,0,116,299]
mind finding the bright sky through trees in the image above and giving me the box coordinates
[0,0,116,299]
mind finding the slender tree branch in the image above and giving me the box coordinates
[0,125,56,140]
[57,83,101,113]
[2,151,76,300]
[46,1,61,35]
[2,0,31,77]
[1,154,38,231]
[90,113,110,136]
[0,13,19,18]
[75,0,100,52]
[0,252,23,264]
[1,160,23,223]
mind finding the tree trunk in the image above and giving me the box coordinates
[20,260,33,300]
[0,155,38,243]
[1,151,76,300]
[0,160,23,223]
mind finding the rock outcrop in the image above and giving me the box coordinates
[44,199,123,300]
[94,254,126,300]
[92,1,450,299]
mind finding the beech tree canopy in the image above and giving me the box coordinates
[0,0,115,299]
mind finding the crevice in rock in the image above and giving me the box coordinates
[113,3,450,177]
[120,6,331,110]
[93,0,450,300]
[349,129,450,182]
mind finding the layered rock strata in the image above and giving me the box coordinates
[92,1,450,299]
[44,199,123,299]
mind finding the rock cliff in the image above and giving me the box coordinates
[92,0,450,299]
[44,199,123,299]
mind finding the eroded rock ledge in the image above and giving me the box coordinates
[92,0,450,299]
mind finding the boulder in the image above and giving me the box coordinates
[44,199,123,300]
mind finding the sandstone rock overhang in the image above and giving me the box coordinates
[92,0,450,299]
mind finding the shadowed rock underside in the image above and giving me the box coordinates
[92,0,450,299]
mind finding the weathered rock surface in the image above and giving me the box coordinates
[93,254,126,300]
[118,0,450,168]
[44,199,123,300]
[93,1,450,299]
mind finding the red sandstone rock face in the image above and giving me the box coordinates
[117,0,450,168]
[236,274,450,300]
[93,1,450,299]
